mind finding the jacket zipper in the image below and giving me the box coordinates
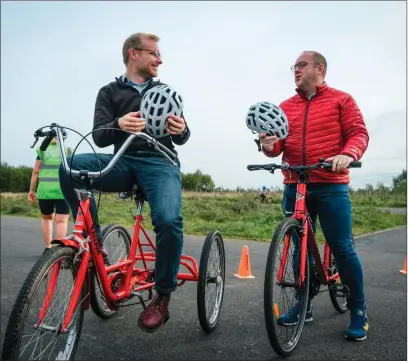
[301,96,314,165]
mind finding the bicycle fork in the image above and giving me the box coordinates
[61,249,90,333]
[34,245,90,335]
[277,218,313,289]
[34,194,94,334]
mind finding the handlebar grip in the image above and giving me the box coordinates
[40,135,53,151]
[321,161,362,169]
[247,165,262,171]
[349,161,362,168]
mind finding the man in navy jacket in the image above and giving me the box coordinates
[59,32,190,333]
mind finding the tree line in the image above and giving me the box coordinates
[0,163,33,193]
[0,161,406,195]
[0,162,216,193]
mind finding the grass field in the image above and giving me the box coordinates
[1,191,406,242]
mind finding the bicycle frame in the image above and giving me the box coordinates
[277,182,339,288]
[38,188,200,334]
[31,123,199,335]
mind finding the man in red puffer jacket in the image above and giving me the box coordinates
[259,51,370,341]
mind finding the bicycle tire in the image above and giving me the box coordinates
[328,236,355,313]
[264,217,310,358]
[89,223,132,319]
[197,230,226,333]
[1,246,85,361]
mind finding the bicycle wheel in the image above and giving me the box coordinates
[328,236,355,313]
[89,224,131,319]
[264,217,310,357]
[1,246,85,361]
[197,230,226,333]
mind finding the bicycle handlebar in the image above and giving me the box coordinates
[30,123,178,179]
[247,159,362,174]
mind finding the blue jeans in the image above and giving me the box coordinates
[58,152,183,294]
[282,183,365,311]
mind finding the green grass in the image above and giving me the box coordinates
[1,192,406,243]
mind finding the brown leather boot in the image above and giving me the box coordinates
[138,293,170,332]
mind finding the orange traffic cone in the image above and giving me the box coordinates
[400,258,407,275]
[234,245,255,279]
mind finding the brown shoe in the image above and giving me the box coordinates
[138,293,170,332]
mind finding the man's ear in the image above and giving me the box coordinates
[319,63,325,75]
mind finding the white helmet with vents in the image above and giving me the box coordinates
[245,101,289,140]
[140,84,184,138]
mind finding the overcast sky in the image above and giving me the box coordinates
[1,1,406,189]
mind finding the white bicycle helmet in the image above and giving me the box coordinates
[140,84,184,138]
[245,101,289,140]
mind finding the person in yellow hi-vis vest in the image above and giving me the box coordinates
[28,135,73,254]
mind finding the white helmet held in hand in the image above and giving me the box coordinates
[245,101,289,140]
[140,84,184,138]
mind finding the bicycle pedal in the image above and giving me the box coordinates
[130,289,153,310]
[329,284,350,296]
[146,270,155,283]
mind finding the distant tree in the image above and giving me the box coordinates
[392,169,407,195]
[365,184,374,194]
[181,169,215,192]
[0,162,32,192]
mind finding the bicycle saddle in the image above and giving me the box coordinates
[118,183,147,201]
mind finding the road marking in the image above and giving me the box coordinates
[354,225,407,239]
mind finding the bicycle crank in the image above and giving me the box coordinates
[329,283,350,297]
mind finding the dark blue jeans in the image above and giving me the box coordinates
[282,183,365,311]
[58,152,183,294]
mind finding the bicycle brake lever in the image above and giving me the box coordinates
[30,136,39,148]
[151,140,178,166]
[254,138,262,152]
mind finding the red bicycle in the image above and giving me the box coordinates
[2,124,226,361]
[247,159,361,357]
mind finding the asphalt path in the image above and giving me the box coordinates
[378,207,407,215]
[1,215,407,360]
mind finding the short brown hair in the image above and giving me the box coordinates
[122,32,160,65]
[305,51,327,75]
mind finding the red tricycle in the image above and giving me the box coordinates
[1,124,226,361]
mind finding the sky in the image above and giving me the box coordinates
[1,1,407,190]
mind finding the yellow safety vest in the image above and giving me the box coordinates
[36,144,72,199]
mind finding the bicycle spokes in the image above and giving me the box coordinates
[271,227,307,347]
[35,263,61,327]
[204,240,223,325]
[20,254,87,360]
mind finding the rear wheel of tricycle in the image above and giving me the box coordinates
[197,230,226,333]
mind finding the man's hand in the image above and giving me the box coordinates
[259,133,279,151]
[166,114,185,135]
[325,154,354,172]
[28,191,36,204]
[118,111,146,133]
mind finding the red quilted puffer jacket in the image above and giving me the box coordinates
[263,82,369,184]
